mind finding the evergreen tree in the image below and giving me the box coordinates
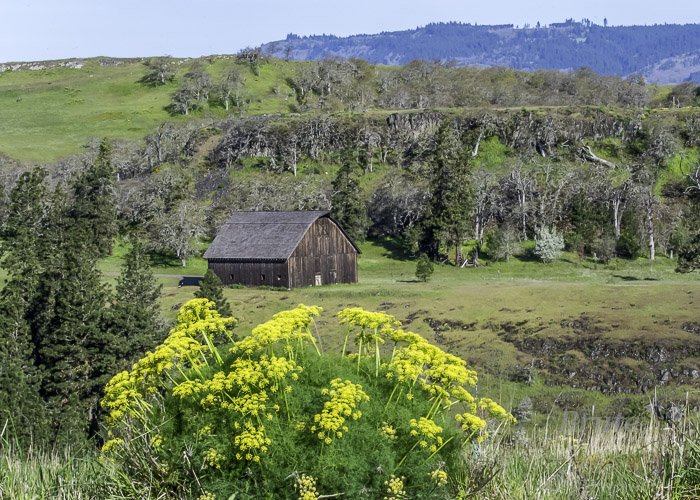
[0,168,50,444]
[0,285,47,444]
[108,239,164,370]
[30,188,112,442]
[69,139,117,258]
[194,269,232,317]
[331,154,369,242]
[35,235,110,442]
[420,124,472,262]
[415,254,434,282]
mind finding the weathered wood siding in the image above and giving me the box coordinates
[288,217,357,287]
[208,260,289,288]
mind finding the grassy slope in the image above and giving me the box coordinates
[0,57,296,162]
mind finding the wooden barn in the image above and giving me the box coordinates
[203,211,360,288]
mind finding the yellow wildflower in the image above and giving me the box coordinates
[295,474,319,500]
[384,475,407,499]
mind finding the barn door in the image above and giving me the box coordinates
[314,273,322,286]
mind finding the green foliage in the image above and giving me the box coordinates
[107,239,164,371]
[533,227,565,263]
[331,156,369,242]
[420,124,472,261]
[0,168,50,444]
[415,254,434,282]
[616,212,644,259]
[141,57,177,86]
[677,232,700,272]
[485,226,521,262]
[194,269,232,317]
[100,301,513,498]
[69,139,117,258]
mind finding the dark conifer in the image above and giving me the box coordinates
[0,168,50,444]
[69,138,117,258]
[331,153,369,242]
[194,269,232,317]
[109,239,164,370]
[419,124,472,262]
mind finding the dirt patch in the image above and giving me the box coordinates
[560,314,606,335]
[402,310,429,325]
[424,317,478,332]
[682,322,700,335]
[491,314,700,394]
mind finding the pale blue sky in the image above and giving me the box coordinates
[1,0,698,62]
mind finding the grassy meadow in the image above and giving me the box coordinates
[97,238,700,419]
[5,237,700,498]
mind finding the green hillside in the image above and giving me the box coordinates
[0,57,296,162]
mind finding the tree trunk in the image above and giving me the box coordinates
[645,196,656,261]
[612,194,622,240]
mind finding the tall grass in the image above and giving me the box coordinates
[461,410,700,499]
[3,411,698,498]
[0,422,107,500]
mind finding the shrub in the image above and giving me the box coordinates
[486,226,521,262]
[415,253,434,281]
[100,300,514,499]
[534,227,565,263]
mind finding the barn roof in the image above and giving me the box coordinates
[203,211,360,261]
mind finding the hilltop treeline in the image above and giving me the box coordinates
[158,54,699,115]
[262,21,700,83]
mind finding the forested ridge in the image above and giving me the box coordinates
[0,54,698,450]
[261,20,700,84]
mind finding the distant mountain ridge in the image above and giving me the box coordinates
[261,20,700,84]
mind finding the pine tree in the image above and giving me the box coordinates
[194,269,232,317]
[34,234,110,442]
[415,254,434,282]
[69,138,117,258]
[29,188,112,442]
[0,168,51,445]
[108,239,164,370]
[331,154,369,242]
[419,124,472,262]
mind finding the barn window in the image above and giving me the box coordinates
[230,274,234,281]
[277,275,282,281]
[261,274,266,282]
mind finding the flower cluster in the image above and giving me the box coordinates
[409,417,444,453]
[203,447,225,469]
[233,422,271,463]
[384,475,407,499]
[311,378,369,444]
[479,397,518,424]
[101,302,515,499]
[338,307,514,447]
[102,299,236,425]
[295,474,319,500]
[430,467,448,486]
[231,305,321,356]
[455,412,487,439]
[381,422,397,440]
[101,437,124,454]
